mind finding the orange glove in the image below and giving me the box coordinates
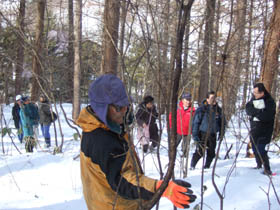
[156,179,196,209]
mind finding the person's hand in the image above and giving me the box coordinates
[253,99,265,109]
[156,179,197,209]
[192,136,200,142]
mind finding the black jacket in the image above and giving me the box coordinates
[246,94,276,144]
[135,103,158,127]
[192,102,225,141]
[12,103,21,129]
[39,101,52,125]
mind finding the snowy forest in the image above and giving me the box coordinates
[0,0,280,210]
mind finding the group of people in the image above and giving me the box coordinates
[12,94,55,152]
[76,74,276,209]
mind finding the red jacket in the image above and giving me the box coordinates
[169,101,195,135]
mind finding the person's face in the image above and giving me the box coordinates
[16,100,21,105]
[207,94,216,105]
[40,97,44,102]
[146,102,153,109]
[182,98,191,107]
[253,87,264,99]
[107,104,128,125]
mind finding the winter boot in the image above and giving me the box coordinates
[143,144,149,153]
[262,153,272,175]
[45,138,51,148]
[25,137,35,153]
[190,155,200,170]
[204,157,213,169]
[254,154,262,169]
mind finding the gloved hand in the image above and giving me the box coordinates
[192,136,200,142]
[253,99,265,109]
[156,179,197,209]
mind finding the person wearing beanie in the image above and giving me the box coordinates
[136,95,159,153]
[12,95,24,143]
[76,74,196,210]
[169,93,195,154]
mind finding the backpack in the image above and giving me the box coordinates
[50,111,57,122]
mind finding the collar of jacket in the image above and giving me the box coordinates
[76,106,109,132]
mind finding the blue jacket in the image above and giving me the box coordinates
[192,102,225,141]
[20,104,34,137]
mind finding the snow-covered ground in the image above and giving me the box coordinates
[0,103,279,210]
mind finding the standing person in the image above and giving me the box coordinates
[190,91,225,170]
[169,93,195,149]
[20,96,37,152]
[12,95,23,143]
[245,83,276,175]
[38,95,52,148]
[136,95,159,153]
[76,74,196,210]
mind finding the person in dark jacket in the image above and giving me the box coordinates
[245,83,276,175]
[136,95,159,153]
[190,91,226,169]
[38,95,52,148]
[12,95,23,143]
[76,74,196,210]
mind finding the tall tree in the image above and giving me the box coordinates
[101,0,121,75]
[72,0,82,120]
[198,0,216,104]
[31,0,46,101]
[260,0,280,92]
[67,0,74,102]
[15,0,25,95]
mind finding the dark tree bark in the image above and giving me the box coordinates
[15,0,25,96]
[67,0,74,102]
[260,0,280,92]
[101,0,121,75]
[198,0,216,104]
[72,0,82,120]
[31,0,46,101]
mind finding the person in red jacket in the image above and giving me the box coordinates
[169,93,195,149]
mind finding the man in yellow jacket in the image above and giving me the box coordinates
[76,74,196,210]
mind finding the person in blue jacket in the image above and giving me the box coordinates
[190,91,226,169]
[20,96,38,152]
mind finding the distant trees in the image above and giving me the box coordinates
[0,0,278,134]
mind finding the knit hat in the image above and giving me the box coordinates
[181,93,192,100]
[143,95,154,104]
[15,95,22,101]
[21,96,30,102]
[89,74,130,126]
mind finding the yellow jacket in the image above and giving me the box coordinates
[76,107,157,210]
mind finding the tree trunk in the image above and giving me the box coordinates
[260,0,280,92]
[118,0,128,79]
[15,0,25,96]
[198,0,216,104]
[101,0,121,75]
[67,0,74,102]
[31,0,46,101]
[242,0,254,107]
[72,0,82,120]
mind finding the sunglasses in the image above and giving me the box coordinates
[110,104,127,112]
